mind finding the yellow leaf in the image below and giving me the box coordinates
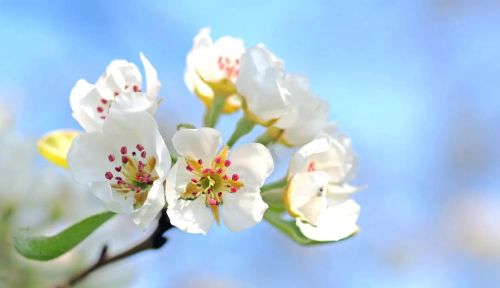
[37,130,80,169]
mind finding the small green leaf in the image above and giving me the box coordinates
[13,211,115,261]
[264,210,356,245]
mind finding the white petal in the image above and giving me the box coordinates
[132,179,166,229]
[165,163,213,234]
[287,171,330,224]
[172,128,221,163]
[97,59,142,93]
[296,199,360,242]
[289,133,356,184]
[140,52,161,100]
[196,35,245,83]
[222,188,268,232]
[274,75,330,146]
[69,79,105,132]
[289,136,331,176]
[327,184,361,205]
[67,132,118,184]
[228,143,274,188]
[89,181,135,214]
[109,91,157,115]
[236,45,289,122]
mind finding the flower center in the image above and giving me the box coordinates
[95,84,142,120]
[180,146,244,223]
[103,143,158,209]
[217,56,240,80]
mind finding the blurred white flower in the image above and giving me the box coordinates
[185,27,244,113]
[236,45,290,124]
[285,133,360,241]
[67,112,171,228]
[273,74,330,146]
[166,128,273,234]
[70,53,161,132]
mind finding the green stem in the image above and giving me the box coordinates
[204,95,225,128]
[261,177,288,192]
[226,117,256,148]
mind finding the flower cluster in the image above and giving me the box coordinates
[37,28,361,242]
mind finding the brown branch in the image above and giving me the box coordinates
[56,210,173,288]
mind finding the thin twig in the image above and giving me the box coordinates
[56,210,173,288]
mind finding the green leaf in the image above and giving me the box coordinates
[264,210,357,245]
[13,211,115,261]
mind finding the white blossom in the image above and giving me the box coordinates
[67,112,171,228]
[285,133,360,241]
[166,128,273,234]
[185,27,244,113]
[70,53,161,132]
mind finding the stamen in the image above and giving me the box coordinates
[218,192,222,197]
[105,172,113,180]
[108,154,115,162]
[216,168,223,174]
[138,161,145,171]
[141,151,147,158]
[115,166,122,172]
[113,91,119,97]
[198,159,203,165]
[136,144,144,151]
[215,156,222,164]
[132,85,140,92]
[208,198,217,206]
[97,106,104,113]
[122,156,129,163]
[120,146,127,154]
[224,160,231,167]
[101,98,108,104]
[186,165,194,172]
[230,187,238,193]
[232,174,239,181]
[191,178,198,183]
[308,162,316,172]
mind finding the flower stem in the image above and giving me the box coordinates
[204,95,225,128]
[55,211,174,288]
[261,177,288,192]
[255,129,284,146]
[226,117,256,148]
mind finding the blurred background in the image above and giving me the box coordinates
[1,0,500,287]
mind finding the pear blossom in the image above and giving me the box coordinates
[67,112,171,228]
[70,53,161,132]
[285,133,360,241]
[272,74,330,146]
[184,27,245,113]
[166,128,273,234]
[236,45,290,124]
